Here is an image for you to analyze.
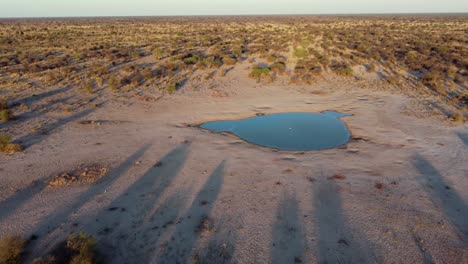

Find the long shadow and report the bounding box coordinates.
[270,190,305,264]
[0,96,73,130]
[413,154,468,241]
[456,132,468,147]
[126,185,195,262]
[14,108,95,149]
[412,233,435,264]
[0,180,46,223]
[192,217,238,264]
[31,144,152,238]
[155,160,226,264]
[314,180,372,263]
[10,86,72,107]
[37,143,191,259]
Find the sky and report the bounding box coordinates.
[1,0,468,18]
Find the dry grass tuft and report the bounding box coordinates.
[0,135,22,154]
[33,232,98,264]
[48,165,108,187]
[0,235,26,264]
[67,232,97,264]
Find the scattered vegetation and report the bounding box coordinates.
[0,235,26,264]
[0,15,465,118]
[0,98,12,122]
[0,134,22,154]
[166,82,178,93]
[33,232,99,264]
[249,64,271,78]
[48,165,108,187]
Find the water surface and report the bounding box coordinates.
[200,111,351,151]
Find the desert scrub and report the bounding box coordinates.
[67,232,97,264]
[0,235,26,264]
[108,76,120,92]
[0,98,12,122]
[222,57,237,66]
[166,82,178,93]
[450,112,465,122]
[183,56,199,65]
[0,110,12,122]
[293,47,309,59]
[269,62,286,74]
[34,232,98,264]
[81,79,94,94]
[249,64,271,78]
[0,134,22,154]
[0,98,7,111]
[330,61,353,76]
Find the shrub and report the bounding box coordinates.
[0,98,8,111]
[269,62,286,73]
[421,71,442,89]
[166,82,177,93]
[141,68,153,79]
[222,57,237,66]
[67,232,97,264]
[108,76,120,92]
[183,56,199,65]
[0,235,26,264]
[450,112,464,122]
[249,66,271,78]
[293,47,309,59]
[34,232,98,264]
[153,48,166,60]
[330,61,353,76]
[81,79,94,94]
[1,109,12,122]
[0,134,22,154]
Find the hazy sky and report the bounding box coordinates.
[2,0,468,18]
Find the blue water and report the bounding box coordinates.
[200,111,351,151]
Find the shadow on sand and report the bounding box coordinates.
[0,180,46,223]
[154,160,226,264]
[14,108,95,149]
[314,179,374,263]
[30,143,190,260]
[412,154,468,241]
[270,190,305,264]
[30,144,152,239]
[456,132,468,147]
[10,86,72,107]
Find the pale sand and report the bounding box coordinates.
[0,65,467,263]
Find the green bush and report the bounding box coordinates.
[249,66,271,78]
[67,232,97,264]
[166,82,178,93]
[1,109,12,122]
[183,56,199,65]
[0,134,22,154]
[293,48,309,58]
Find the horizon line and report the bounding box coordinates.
[1,12,468,19]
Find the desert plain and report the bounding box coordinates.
[0,15,467,263]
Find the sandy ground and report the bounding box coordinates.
[0,66,467,263]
